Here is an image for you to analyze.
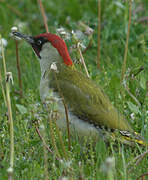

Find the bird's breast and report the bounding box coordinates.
[39,73,101,140]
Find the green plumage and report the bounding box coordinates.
[48,63,132,132]
[12,30,146,146]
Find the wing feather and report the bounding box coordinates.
[49,64,132,132]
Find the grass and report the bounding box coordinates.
[0,0,148,179]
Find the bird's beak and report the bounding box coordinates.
[11,31,34,44]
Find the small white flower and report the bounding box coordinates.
[40,124,45,130]
[130,113,135,120]
[106,157,115,169]
[59,159,63,164]
[72,30,85,40]
[100,157,115,173]
[1,134,4,137]
[61,177,68,180]
[18,22,27,31]
[84,27,94,36]
[14,20,28,32]
[56,27,66,35]
[56,27,70,40]
[65,161,72,168]
[71,30,74,34]
[6,72,14,85]
[79,58,83,64]
[79,42,86,49]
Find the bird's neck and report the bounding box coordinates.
[39,42,68,101]
[39,42,63,76]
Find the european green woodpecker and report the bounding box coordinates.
[12,31,146,146]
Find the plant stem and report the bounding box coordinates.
[0,36,7,106]
[35,126,61,161]
[0,35,14,179]
[0,35,6,77]
[124,82,141,107]
[127,150,148,173]
[37,0,49,33]
[0,67,7,106]
[98,0,101,69]
[6,72,14,180]
[121,0,132,82]
[77,43,90,78]
[15,40,23,97]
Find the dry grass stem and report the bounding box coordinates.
[0,36,6,77]
[121,0,132,82]
[1,35,14,178]
[127,150,148,173]
[6,72,14,180]
[35,126,60,161]
[15,40,23,97]
[62,102,71,151]
[77,43,90,78]
[124,82,141,107]
[136,172,148,180]
[0,66,7,106]
[0,36,7,105]
[97,0,101,69]
[37,0,49,33]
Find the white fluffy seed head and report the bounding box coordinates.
[40,124,45,130]
[10,26,22,41]
[7,167,13,174]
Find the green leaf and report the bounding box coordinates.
[16,104,27,114]
[127,101,140,114]
[140,75,146,90]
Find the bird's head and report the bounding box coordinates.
[12,31,73,66]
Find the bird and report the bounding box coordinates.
[11,30,146,146]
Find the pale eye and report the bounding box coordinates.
[37,40,42,45]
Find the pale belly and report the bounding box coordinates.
[40,78,101,141]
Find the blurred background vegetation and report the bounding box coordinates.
[0,0,148,179]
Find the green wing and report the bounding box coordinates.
[49,64,132,132]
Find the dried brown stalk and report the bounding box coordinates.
[136,172,148,180]
[15,40,23,97]
[37,0,49,33]
[35,126,61,161]
[97,0,101,69]
[77,43,90,78]
[121,0,132,82]
[127,150,148,173]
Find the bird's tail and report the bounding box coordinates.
[105,130,147,146]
